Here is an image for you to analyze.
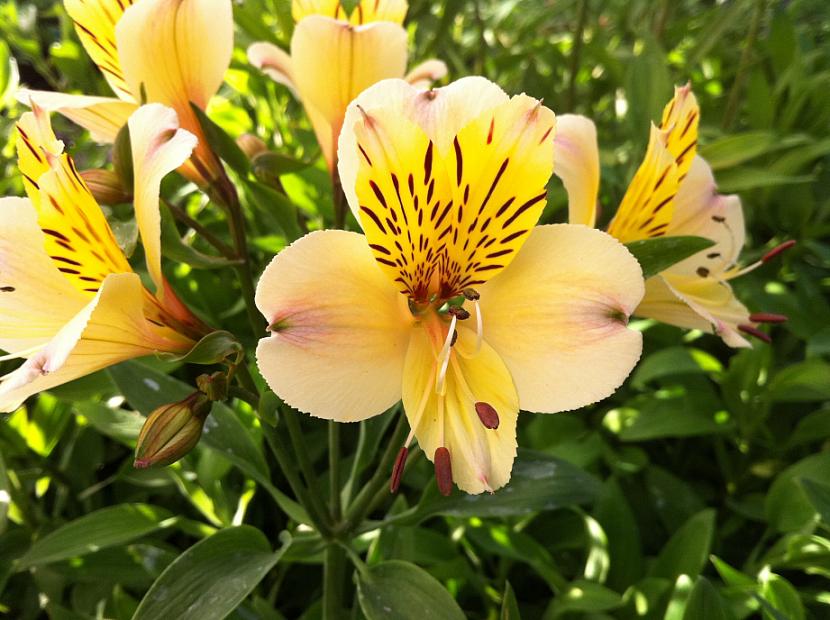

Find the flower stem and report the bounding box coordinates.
[329,421,342,521]
[332,167,348,230]
[323,543,346,620]
[164,198,237,258]
[722,0,767,131]
[282,408,332,530]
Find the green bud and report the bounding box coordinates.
[134,393,211,469]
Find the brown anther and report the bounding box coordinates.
[749,312,788,324]
[696,266,710,277]
[762,240,796,263]
[462,288,480,301]
[434,447,453,496]
[711,215,726,223]
[390,446,408,493]
[450,330,458,347]
[448,306,470,320]
[475,402,500,429]
[738,324,772,344]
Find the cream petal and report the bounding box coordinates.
[338,76,510,220]
[0,272,190,412]
[17,90,137,142]
[128,104,197,295]
[255,230,413,421]
[0,198,87,355]
[290,17,408,170]
[404,59,448,89]
[554,114,600,228]
[477,224,644,413]
[247,42,298,96]
[402,325,518,494]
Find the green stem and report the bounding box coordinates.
[165,198,236,258]
[323,544,346,620]
[722,0,767,131]
[329,421,342,521]
[282,408,332,530]
[332,167,348,230]
[565,0,589,111]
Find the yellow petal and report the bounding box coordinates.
[64,0,135,99]
[247,42,297,96]
[291,16,408,169]
[637,273,751,348]
[477,224,644,413]
[351,88,555,299]
[659,84,699,182]
[116,0,232,183]
[16,90,138,142]
[402,324,518,494]
[404,59,448,89]
[607,125,680,243]
[0,272,191,412]
[128,104,197,295]
[292,0,345,21]
[0,198,87,355]
[15,108,132,297]
[554,114,600,227]
[255,230,413,421]
[339,77,510,221]
[350,0,407,25]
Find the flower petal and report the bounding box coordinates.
[16,90,138,142]
[0,198,86,355]
[637,273,751,348]
[0,272,190,412]
[247,42,297,96]
[64,0,135,99]
[292,0,346,21]
[659,84,699,183]
[255,230,413,421]
[554,114,600,228]
[291,16,407,169]
[350,0,408,25]
[477,224,644,413]
[128,104,197,294]
[402,325,518,494]
[404,59,448,89]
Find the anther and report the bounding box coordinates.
[434,447,453,496]
[450,330,458,347]
[462,288,480,301]
[749,312,788,324]
[696,267,710,277]
[738,324,772,344]
[762,240,796,263]
[475,402,500,429]
[448,306,470,320]
[390,446,408,493]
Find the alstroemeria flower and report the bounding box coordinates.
[247,0,447,172]
[254,78,644,494]
[0,103,204,412]
[18,0,233,186]
[555,85,776,347]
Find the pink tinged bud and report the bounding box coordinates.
[474,402,500,429]
[749,312,788,324]
[80,169,132,205]
[762,240,796,263]
[738,324,772,344]
[434,447,453,496]
[134,393,211,468]
[236,133,268,160]
[390,446,408,494]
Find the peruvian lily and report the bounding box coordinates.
[0,103,205,412]
[18,0,233,186]
[247,0,447,173]
[254,77,645,495]
[555,85,786,347]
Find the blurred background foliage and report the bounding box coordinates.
[1,0,830,618]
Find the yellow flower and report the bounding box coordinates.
[555,85,776,347]
[247,0,447,172]
[17,0,233,186]
[0,103,204,412]
[254,78,645,494]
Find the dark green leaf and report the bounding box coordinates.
[625,236,715,279]
[241,177,303,242]
[158,330,243,365]
[682,577,731,620]
[189,103,250,175]
[159,202,238,269]
[501,581,521,620]
[650,509,715,581]
[766,452,830,532]
[799,478,830,526]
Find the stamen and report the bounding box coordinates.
[738,324,771,344]
[749,312,788,324]
[436,314,458,394]
[434,447,453,496]
[462,288,480,301]
[473,300,483,354]
[696,266,709,278]
[474,402,500,429]
[447,306,470,320]
[390,446,408,493]
[762,240,796,263]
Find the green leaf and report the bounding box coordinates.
[159,202,238,269]
[133,526,286,620]
[624,236,715,279]
[0,451,8,534]
[699,132,808,170]
[650,509,715,581]
[548,580,623,617]
[158,330,243,365]
[241,177,303,242]
[767,360,830,402]
[15,504,175,571]
[631,347,722,388]
[766,452,830,532]
[799,478,830,526]
[189,103,250,175]
[715,167,812,192]
[252,151,316,180]
[682,577,731,620]
[624,36,671,138]
[759,571,805,620]
[356,560,466,620]
[74,401,145,445]
[501,581,521,620]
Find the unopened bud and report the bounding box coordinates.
[80,169,132,205]
[236,133,268,160]
[390,446,408,493]
[134,392,211,468]
[474,402,500,429]
[434,447,453,496]
[196,371,228,402]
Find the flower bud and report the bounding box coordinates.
[196,371,228,402]
[80,169,132,205]
[134,392,211,468]
[236,133,268,160]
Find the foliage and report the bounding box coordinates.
[1,0,829,618]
